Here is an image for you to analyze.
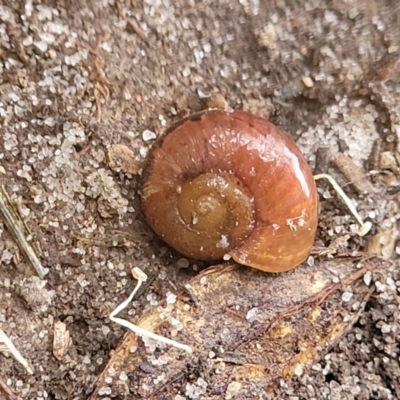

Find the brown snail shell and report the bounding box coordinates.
[141,109,318,272]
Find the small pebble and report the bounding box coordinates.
[142,129,157,141]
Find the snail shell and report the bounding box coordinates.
[141,109,318,272]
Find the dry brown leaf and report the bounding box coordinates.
[52,321,70,361]
[90,255,388,399]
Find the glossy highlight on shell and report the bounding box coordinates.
[141,109,318,272]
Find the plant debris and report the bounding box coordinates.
[0,185,47,278]
[90,255,388,399]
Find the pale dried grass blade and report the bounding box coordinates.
[0,185,48,278]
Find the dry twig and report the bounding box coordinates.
[0,185,48,278]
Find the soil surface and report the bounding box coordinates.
[0,0,399,399]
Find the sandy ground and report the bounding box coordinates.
[0,0,399,399]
